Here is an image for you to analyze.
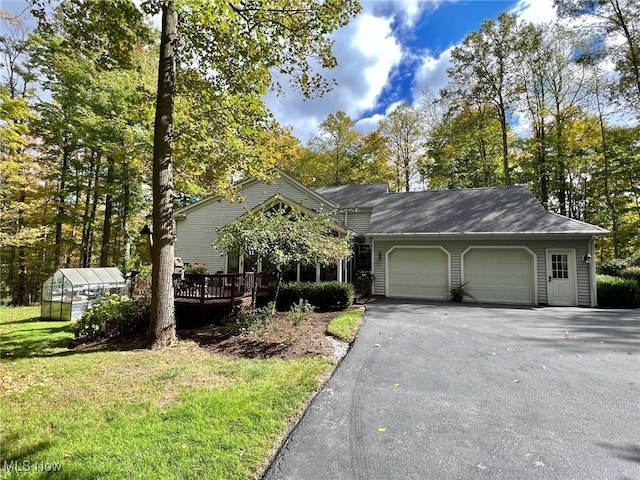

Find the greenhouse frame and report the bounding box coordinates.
[41,268,128,321]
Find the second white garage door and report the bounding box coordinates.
[462,248,535,305]
[387,247,449,300]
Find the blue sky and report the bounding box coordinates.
[364,1,517,117]
[265,0,558,142]
[2,0,558,142]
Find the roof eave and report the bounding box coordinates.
[368,231,610,239]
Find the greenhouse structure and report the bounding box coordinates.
[41,267,128,321]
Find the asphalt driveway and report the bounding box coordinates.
[263,300,640,480]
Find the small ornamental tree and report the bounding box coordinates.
[216,207,352,311]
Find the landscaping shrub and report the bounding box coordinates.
[620,266,640,284]
[277,281,354,311]
[626,249,640,267]
[224,302,273,337]
[287,299,315,326]
[74,294,149,340]
[354,270,373,296]
[597,275,640,308]
[597,258,629,276]
[184,263,208,274]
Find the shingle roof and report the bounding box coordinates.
[368,186,608,235]
[312,184,388,207]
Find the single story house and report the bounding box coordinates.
[174,171,608,307]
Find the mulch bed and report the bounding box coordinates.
[69,308,360,359]
[178,311,343,359]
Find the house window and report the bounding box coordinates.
[354,244,372,272]
[300,263,317,282]
[551,253,569,279]
[282,264,297,282]
[244,255,259,273]
[320,263,337,282]
[227,250,241,274]
[266,202,294,215]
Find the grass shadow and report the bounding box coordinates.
[1,323,145,361]
[2,316,44,326]
[1,323,74,361]
[0,432,53,463]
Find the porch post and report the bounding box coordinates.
[337,259,343,283]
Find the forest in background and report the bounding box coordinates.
[1,0,638,305]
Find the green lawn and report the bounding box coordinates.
[0,306,334,479]
[326,309,364,343]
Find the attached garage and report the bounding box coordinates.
[386,246,450,300]
[462,247,536,305]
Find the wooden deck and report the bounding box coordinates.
[173,272,273,325]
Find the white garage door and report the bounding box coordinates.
[463,248,534,305]
[387,247,449,300]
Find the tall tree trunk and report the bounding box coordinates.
[81,151,97,267]
[86,173,101,266]
[16,189,27,305]
[147,0,177,348]
[100,156,115,266]
[121,157,131,272]
[68,164,83,267]
[595,86,619,256]
[498,105,512,186]
[476,105,490,186]
[555,101,567,216]
[54,141,71,267]
[610,0,640,99]
[538,123,549,209]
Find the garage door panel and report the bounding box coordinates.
[388,248,449,300]
[463,249,534,305]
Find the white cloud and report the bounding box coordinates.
[354,113,386,134]
[410,47,453,104]
[361,0,440,28]
[264,12,402,142]
[511,0,557,24]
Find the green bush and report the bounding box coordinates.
[598,258,629,276]
[597,275,640,308]
[627,249,640,267]
[287,299,315,326]
[74,294,149,340]
[620,266,640,284]
[236,302,275,336]
[354,270,373,296]
[184,263,208,274]
[277,281,354,312]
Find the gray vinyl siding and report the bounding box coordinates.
[345,210,372,236]
[372,237,593,306]
[575,249,591,306]
[175,177,328,272]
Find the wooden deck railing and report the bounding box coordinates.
[172,272,274,301]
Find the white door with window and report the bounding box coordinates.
[546,250,577,306]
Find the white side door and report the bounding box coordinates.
[546,250,577,306]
